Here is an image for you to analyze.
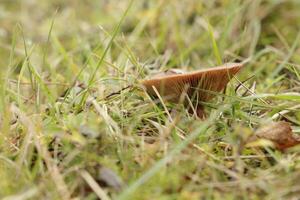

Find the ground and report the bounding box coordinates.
[0,0,300,199]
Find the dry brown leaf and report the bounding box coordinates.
[251,121,300,150]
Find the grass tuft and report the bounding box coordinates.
[1,0,300,199]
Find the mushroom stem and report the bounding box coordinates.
[188,106,206,119]
[196,107,206,119]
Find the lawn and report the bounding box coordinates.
[1,0,300,199]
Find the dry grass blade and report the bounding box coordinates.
[2,187,38,200]
[80,170,111,200]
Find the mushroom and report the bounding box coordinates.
[141,63,243,117]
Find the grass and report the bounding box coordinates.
[1,0,300,199]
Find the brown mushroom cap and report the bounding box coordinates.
[141,62,243,104]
